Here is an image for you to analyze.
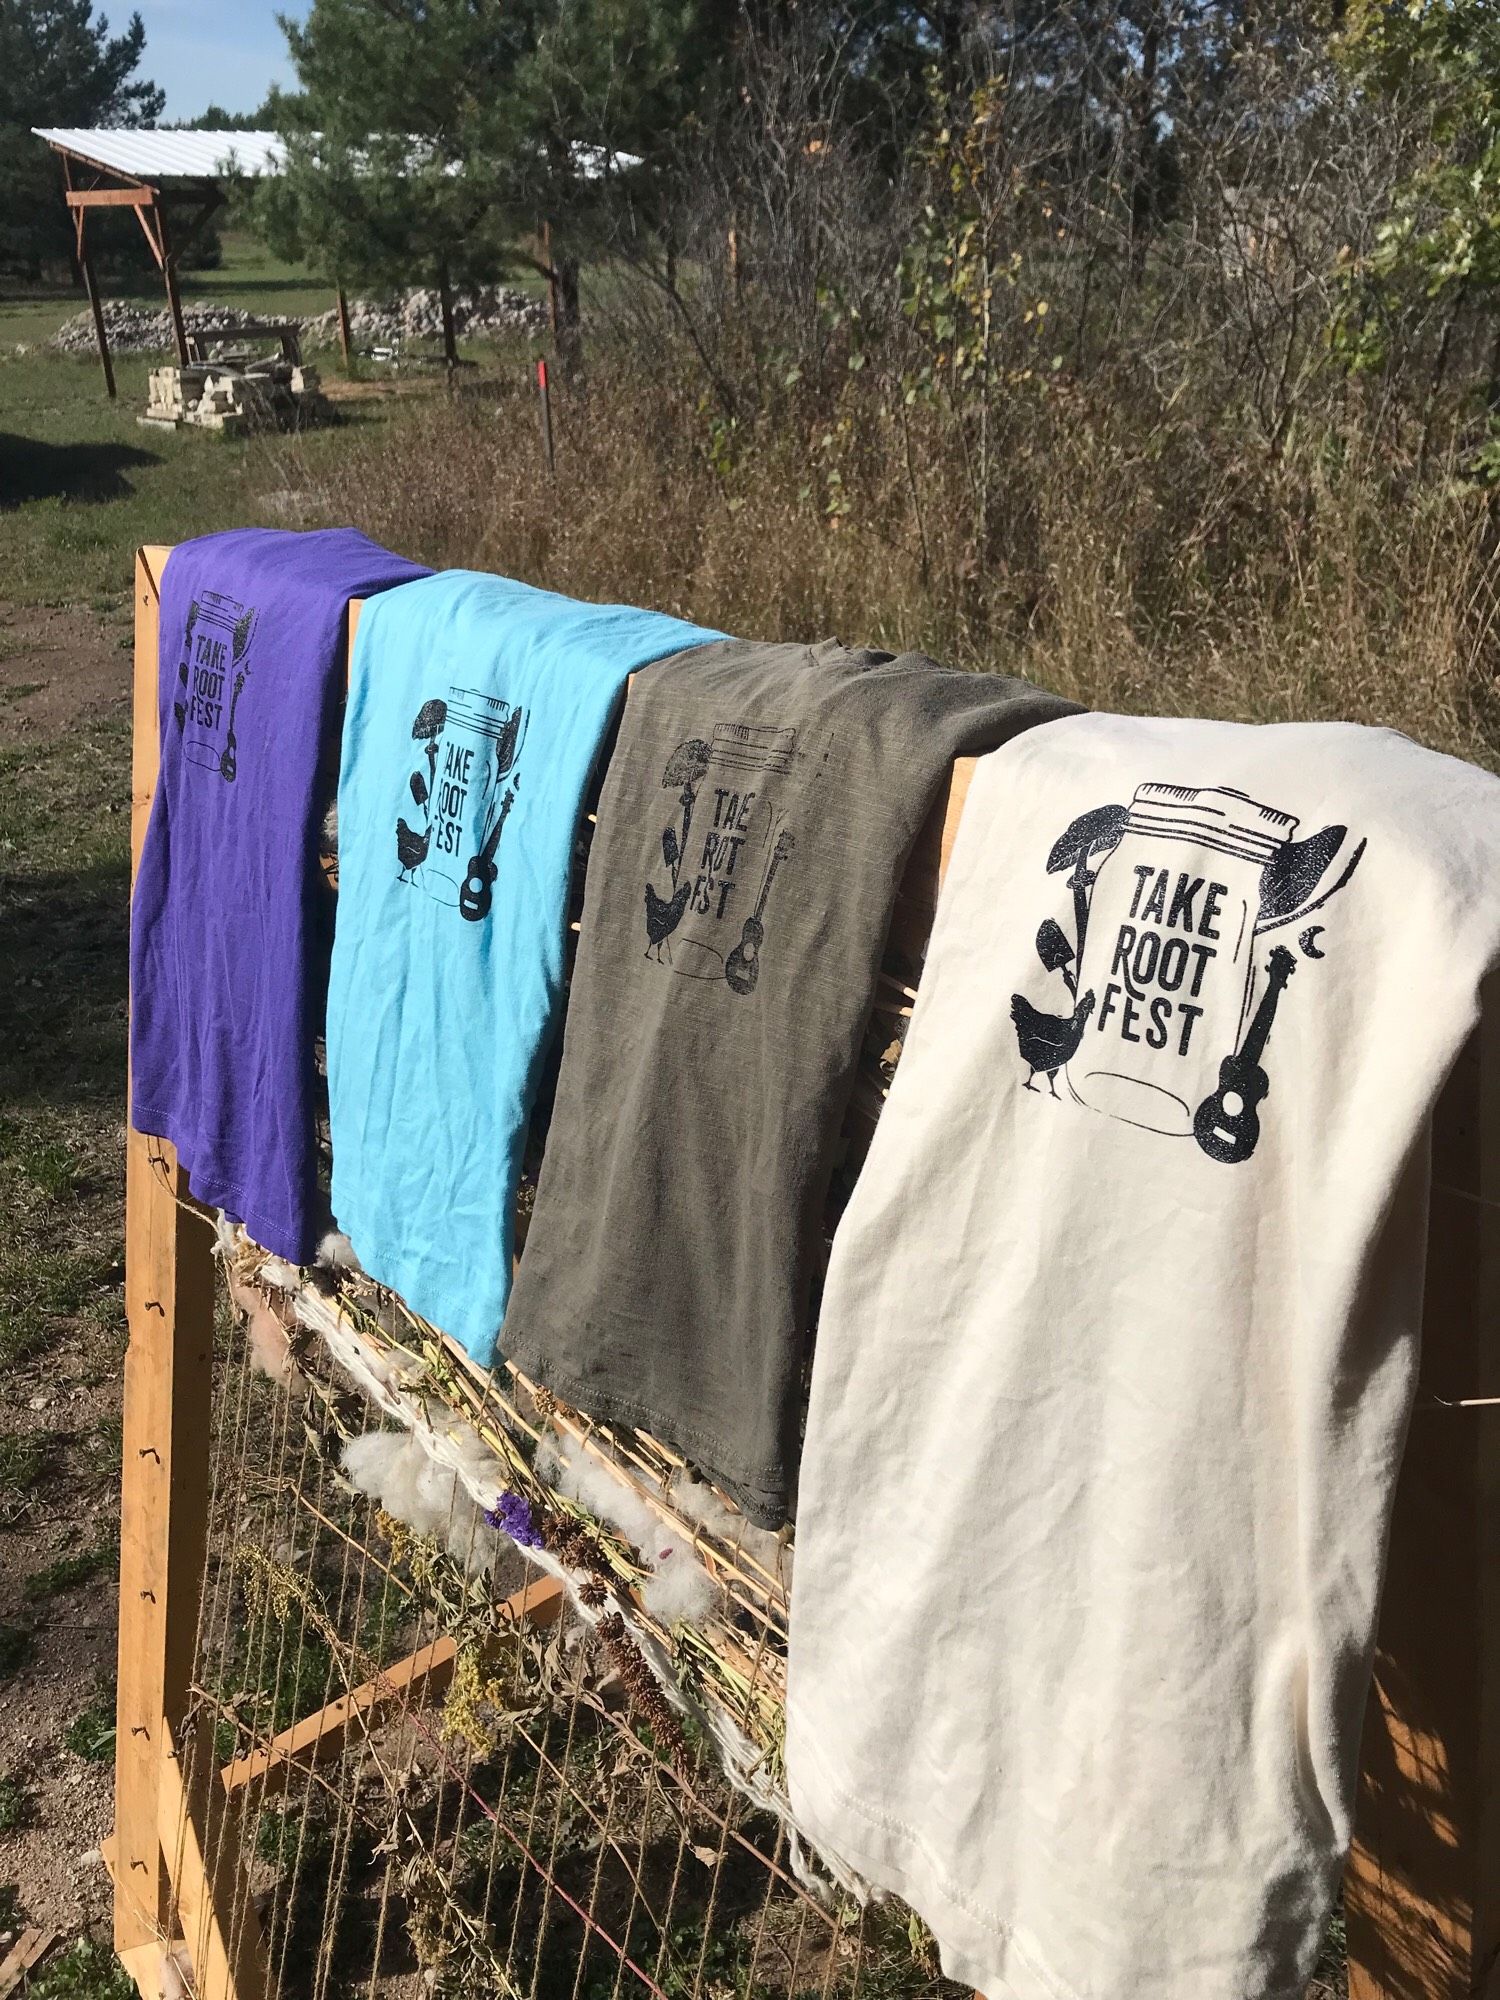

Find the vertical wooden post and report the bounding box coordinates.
[335,287,352,368]
[62,158,116,400]
[79,234,118,401]
[1346,989,1500,1999]
[117,547,217,1969]
[117,548,268,2000]
[152,208,190,367]
[437,264,459,371]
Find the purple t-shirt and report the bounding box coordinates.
[130,528,430,1261]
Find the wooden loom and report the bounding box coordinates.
[114,544,1500,2000]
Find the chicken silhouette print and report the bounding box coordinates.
[644,723,803,993]
[394,689,528,920]
[1011,782,1365,1162]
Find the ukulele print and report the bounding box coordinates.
[1193,945,1296,1164]
[644,719,809,988]
[1011,781,1365,1164]
[724,829,796,996]
[459,784,516,923]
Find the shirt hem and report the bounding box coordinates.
[785,1716,1077,2000]
[130,1104,312,1265]
[501,1335,790,1529]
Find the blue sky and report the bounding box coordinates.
[132,0,311,122]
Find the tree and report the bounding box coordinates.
[179,100,281,132]
[1333,0,1500,401]
[257,0,712,365]
[0,0,163,280]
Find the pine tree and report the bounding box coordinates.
[257,0,712,365]
[0,0,163,280]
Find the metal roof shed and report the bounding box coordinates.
[31,128,317,399]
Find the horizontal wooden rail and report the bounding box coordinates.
[220,1576,565,1803]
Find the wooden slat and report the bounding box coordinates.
[219,1575,565,1802]
[0,1928,57,1998]
[159,1719,267,2000]
[1346,978,1500,1999]
[116,547,220,1957]
[115,1942,165,2000]
[117,548,266,2000]
[66,187,155,208]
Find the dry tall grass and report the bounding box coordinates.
[299,353,1500,772]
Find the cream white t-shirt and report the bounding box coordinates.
[787,715,1500,2000]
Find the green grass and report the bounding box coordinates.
[0,1776,27,1832]
[27,1937,134,2000]
[62,1697,116,1764]
[24,1536,118,1603]
[0,1433,48,1495]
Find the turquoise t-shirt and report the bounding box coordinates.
[327,570,721,1361]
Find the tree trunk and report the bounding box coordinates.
[556,253,583,378]
[438,265,459,369]
[1129,20,1163,278]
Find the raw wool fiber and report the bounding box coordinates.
[542,1434,717,1625]
[211,1222,874,1899]
[315,1228,363,1273]
[341,1428,501,1575]
[669,1470,792,1587]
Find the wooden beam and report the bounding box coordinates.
[220,1577,565,1803]
[335,287,352,368]
[159,1718,268,2000]
[60,155,116,401]
[114,549,233,1972]
[1346,978,1500,1999]
[66,187,157,209]
[116,1941,165,2000]
[152,205,189,365]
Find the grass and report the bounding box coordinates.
[27,1938,134,2000]
[24,1538,118,1604]
[0,1776,27,1832]
[62,1697,116,1765]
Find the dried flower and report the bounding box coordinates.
[485,1491,542,1548]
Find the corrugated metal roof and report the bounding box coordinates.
[32,129,285,182]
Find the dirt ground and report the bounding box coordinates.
[0,597,132,1963]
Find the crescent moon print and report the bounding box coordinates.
[1010,784,1366,1163]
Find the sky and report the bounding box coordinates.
[132,0,311,123]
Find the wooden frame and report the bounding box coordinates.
[119,545,1500,2000]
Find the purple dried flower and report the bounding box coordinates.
[486,1491,542,1548]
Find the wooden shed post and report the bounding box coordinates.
[1345,989,1500,2000]
[61,157,116,400]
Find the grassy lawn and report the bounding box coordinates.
[0,348,410,613]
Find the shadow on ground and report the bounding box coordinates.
[0,433,161,508]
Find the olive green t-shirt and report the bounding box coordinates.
[503,638,1076,1524]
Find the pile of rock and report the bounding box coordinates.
[300,285,547,350]
[51,286,548,360]
[141,357,332,434]
[50,302,282,357]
